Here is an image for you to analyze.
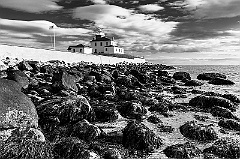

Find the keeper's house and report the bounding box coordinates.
[67,44,92,54]
[68,30,124,54]
[90,32,124,54]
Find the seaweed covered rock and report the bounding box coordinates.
[185,80,204,86]
[117,101,147,119]
[210,106,239,120]
[102,148,122,159]
[37,95,94,126]
[6,69,29,89]
[129,69,148,84]
[157,70,169,77]
[221,94,240,103]
[70,119,102,142]
[0,128,53,159]
[147,115,162,124]
[17,60,33,71]
[173,72,191,81]
[122,120,163,152]
[93,105,119,122]
[197,73,226,80]
[218,119,240,131]
[209,77,235,85]
[171,86,186,94]
[0,78,38,129]
[52,69,78,92]
[163,142,201,159]
[180,121,218,142]
[189,95,236,111]
[53,137,99,159]
[203,138,240,159]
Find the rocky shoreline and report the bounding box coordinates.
[0,58,240,159]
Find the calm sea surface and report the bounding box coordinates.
[172,65,240,96]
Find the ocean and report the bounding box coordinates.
[172,65,240,97]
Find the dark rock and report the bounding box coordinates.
[185,80,204,86]
[147,115,162,124]
[40,65,53,74]
[39,116,60,132]
[203,137,240,159]
[103,148,122,159]
[93,105,119,122]
[194,115,210,122]
[158,76,176,85]
[203,91,221,97]
[53,137,98,159]
[163,142,201,159]
[117,101,147,119]
[218,119,240,131]
[189,95,236,111]
[180,121,218,142]
[52,70,78,92]
[173,72,191,80]
[210,106,239,120]
[209,77,235,85]
[122,120,163,152]
[157,70,169,77]
[70,119,102,142]
[157,124,174,133]
[148,99,170,113]
[197,73,226,80]
[0,78,38,129]
[191,89,205,94]
[171,86,186,94]
[37,95,94,125]
[0,137,53,159]
[89,70,102,82]
[6,69,29,89]
[222,94,240,103]
[112,70,120,79]
[129,69,148,84]
[17,60,33,71]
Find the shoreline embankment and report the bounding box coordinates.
[0,44,146,64]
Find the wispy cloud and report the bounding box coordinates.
[0,0,62,13]
[138,4,164,12]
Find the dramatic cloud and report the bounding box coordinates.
[186,0,240,19]
[73,4,178,39]
[0,0,62,13]
[138,4,164,12]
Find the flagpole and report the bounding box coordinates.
[53,26,56,50]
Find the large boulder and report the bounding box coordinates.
[6,69,29,89]
[163,142,201,159]
[37,95,94,126]
[70,119,102,142]
[17,60,33,71]
[117,101,147,119]
[189,95,237,111]
[122,121,163,152]
[218,119,240,131]
[210,106,239,120]
[52,70,78,92]
[129,69,148,84]
[53,137,99,159]
[173,72,191,81]
[221,94,240,103]
[209,77,235,85]
[203,138,240,159]
[180,121,218,142]
[197,73,226,80]
[185,80,204,86]
[93,105,119,123]
[0,79,38,129]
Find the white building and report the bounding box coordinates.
[67,44,92,54]
[90,32,124,54]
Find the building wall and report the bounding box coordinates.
[69,47,92,54]
[91,40,112,53]
[104,46,124,54]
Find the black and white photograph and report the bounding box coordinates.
[0,0,240,158]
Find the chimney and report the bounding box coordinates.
[112,37,115,41]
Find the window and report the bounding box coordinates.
[95,49,97,53]
[106,42,108,46]
[100,42,102,46]
[105,48,108,51]
[80,49,82,52]
[95,42,97,46]
[119,49,120,52]
[73,49,75,52]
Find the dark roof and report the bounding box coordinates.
[68,44,91,50]
[104,45,119,47]
[91,37,111,42]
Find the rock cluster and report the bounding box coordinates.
[0,58,239,158]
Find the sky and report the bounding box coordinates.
[0,0,240,65]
